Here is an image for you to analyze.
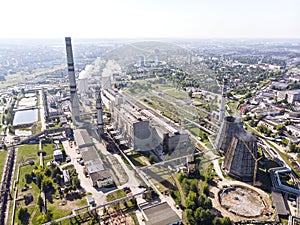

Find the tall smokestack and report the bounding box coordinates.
[96,88,104,137]
[65,37,80,121]
[219,78,227,122]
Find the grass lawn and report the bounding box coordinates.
[35,121,42,133]
[127,152,147,167]
[15,162,87,224]
[17,144,38,163]
[106,189,126,202]
[165,88,188,99]
[188,127,209,141]
[0,150,7,181]
[43,143,54,164]
[154,83,174,90]
[15,164,42,225]
[48,197,87,220]
[189,127,200,136]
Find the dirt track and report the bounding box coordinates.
[210,158,276,222]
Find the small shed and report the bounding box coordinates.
[86,195,95,206]
[54,149,63,162]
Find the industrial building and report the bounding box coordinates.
[140,202,181,225]
[74,129,113,188]
[102,89,191,153]
[277,90,300,104]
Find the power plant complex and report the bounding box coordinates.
[65,36,258,183]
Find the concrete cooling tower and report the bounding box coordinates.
[215,116,244,154]
[223,132,257,181]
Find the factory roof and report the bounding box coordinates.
[143,202,181,225]
[74,129,93,148]
[285,90,300,94]
[118,103,147,124]
[76,135,112,185]
[89,169,111,183]
[140,109,180,134]
[53,149,63,156]
[271,191,289,216]
[81,146,99,161]
[86,160,105,173]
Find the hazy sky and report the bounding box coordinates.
[1,0,299,39]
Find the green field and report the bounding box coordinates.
[127,152,148,167]
[42,143,54,164]
[13,143,87,225]
[106,189,126,202]
[165,88,188,99]
[17,144,38,163]
[0,151,7,181]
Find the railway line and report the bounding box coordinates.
[0,147,17,225]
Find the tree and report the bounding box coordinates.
[103,206,107,215]
[72,177,81,188]
[181,178,190,196]
[185,209,196,225]
[148,155,155,164]
[220,217,232,225]
[18,207,30,225]
[36,173,43,189]
[194,208,214,225]
[55,174,62,184]
[188,89,193,98]
[203,183,209,196]
[38,195,44,212]
[213,217,222,225]
[25,173,32,184]
[42,178,54,193]
[226,92,233,98]
[290,143,296,152]
[64,186,70,194]
[51,166,61,178]
[178,172,186,183]
[203,197,212,210]
[186,191,197,210]
[190,181,198,193]
[45,168,52,177]
[198,194,212,210]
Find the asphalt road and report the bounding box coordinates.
[61,140,106,205]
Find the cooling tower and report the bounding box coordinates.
[215,116,244,154]
[102,76,112,90]
[223,132,257,181]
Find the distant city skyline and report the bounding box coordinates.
[1,0,299,39]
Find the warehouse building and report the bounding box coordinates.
[74,129,113,188]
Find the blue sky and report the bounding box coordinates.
[0,0,299,38]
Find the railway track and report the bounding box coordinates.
[0,147,16,225]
